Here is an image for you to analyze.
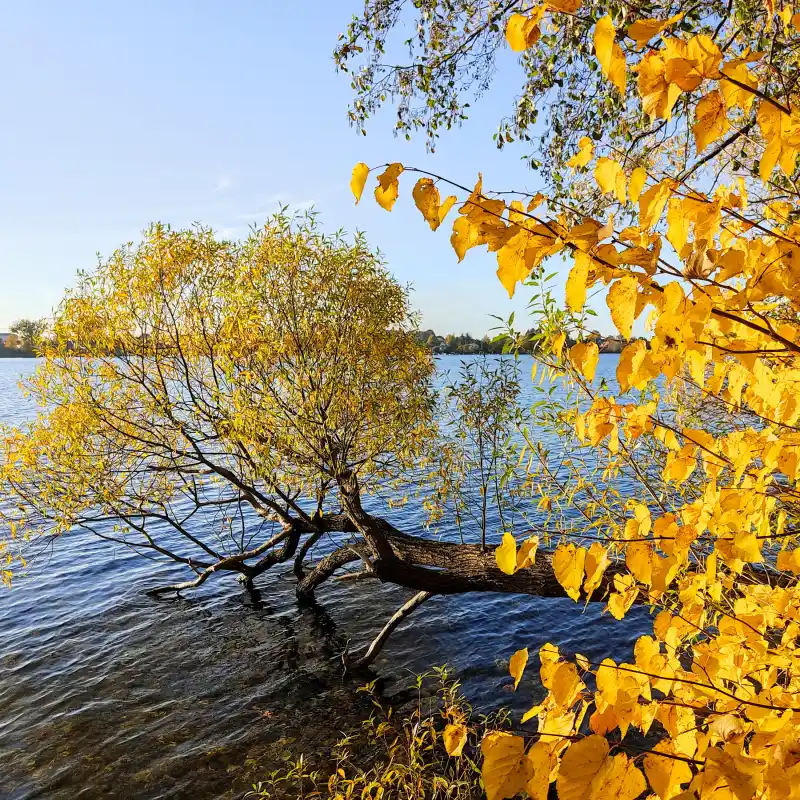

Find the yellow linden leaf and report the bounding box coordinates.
[606,275,638,339]
[438,195,458,225]
[595,157,627,204]
[644,741,694,800]
[628,167,647,203]
[481,731,533,800]
[590,752,647,800]
[720,60,756,112]
[639,178,673,230]
[525,740,555,800]
[664,34,722,90]
[505,9,544,52]
[777,547,800,574]
[703,746,766,800]
[583,542,610,595]
[556,735,609,800]
[350,162,369,204]
[566,251,591,312]
[509,647,529,689]
[607,573,638,619]
[617,340,647,393]
[568,136,594,168]
[443,723,468,757]
[374,162,404,211]
[568,341,600,382]
[626,540,654,586]
[637,51,682,120]
[596,657,619,707]
[551,660,584,707]
[495,533,517,575]
[693,90,730,152]
[451,215,482,262]
[547,0,582,11]
[412,178,441,230]
[517,535,539,570]
[552,543,587,601]
[666,197,690,255]
[594,15,627,95]
[627,13,684,46]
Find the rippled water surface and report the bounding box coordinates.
[0,356,652,799]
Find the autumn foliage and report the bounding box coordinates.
[348,1,800,798]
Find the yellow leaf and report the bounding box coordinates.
[551,660,584,707]
[505,9,544,52]
[637,51,682,120]
[552,543,587,601]
[481,731,533,800]
[546,0,582,11]
[568,342,600,382]
[583,542,610,595]
[628,167,647,203]
[626,541,654,586]
[565,251,590,312]
[627,13,684,46]
[664,34,722,90]
[606,276,638,339]
[568,136,594,168]
[374,163,404,211]
[639,179,673,230]
[720,60,756,112]
[596,658,618,706]
[495,533,517,575]
[443,723,468,757]
[595,157,627,204]
[644,743,694,800]
[525,740,555,800]
[350,162,369,204]
[703,746,765,800]
[594,15,627,95]
[555,735,609,800]
[413,178,440,230]
[517,535,539,570]
[757,101,800,181]
[509,647,528,689]
[607,574,638,619]
[450,215,481,262]
[590,752,647,800]
[666,197,690,255]
[693,90,730,152]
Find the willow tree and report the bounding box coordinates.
[344,1,800,798]
[0,213,555,663]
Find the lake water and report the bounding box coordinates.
[0,356,652,799]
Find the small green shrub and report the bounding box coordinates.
[246,666,507,799]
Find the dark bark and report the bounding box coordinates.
[296,542,369,597]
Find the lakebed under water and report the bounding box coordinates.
[0,356,652,799]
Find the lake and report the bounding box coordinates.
[0,355,652,799]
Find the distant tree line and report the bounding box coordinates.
[415,329,542,355]
[414,329,644,355]
[0,319,46,357]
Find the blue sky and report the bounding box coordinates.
[0,0,616,335]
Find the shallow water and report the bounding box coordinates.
[0,356,652,799]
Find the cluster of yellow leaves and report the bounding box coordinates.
[352,4,800,799]
[495,532,539,575]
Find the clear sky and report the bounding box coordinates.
[0,0,617,336]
